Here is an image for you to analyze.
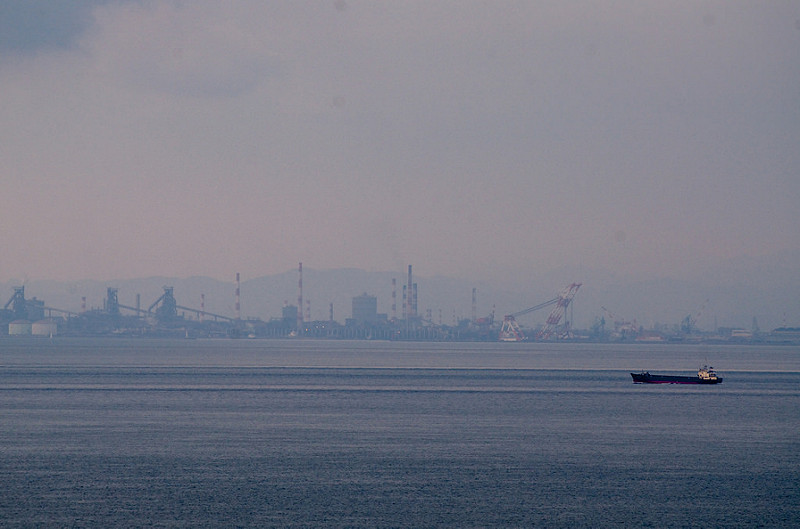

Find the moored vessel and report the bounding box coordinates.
[631,365,722,384]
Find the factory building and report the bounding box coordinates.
[8,320,32,335]
[352,293,378,324]
[282,304,299,329]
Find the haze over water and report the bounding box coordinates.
[1,2,798,320]
[2,339,798,527]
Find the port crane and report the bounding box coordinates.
[499,297,559,341]
[681,298,709,334]
[536,283,581,340]
[498,283,582,341]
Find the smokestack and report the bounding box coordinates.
[391,278,397,321]
[298,262,304,329]
[235,272,241,320]
[412,283,418,318]
[81,297,86,312]
[407,265,412,318]
[407,265,414,316]
[136,294,140,315]
[329,302,334,322]
[472,288,477,323]
[200,294,205,321]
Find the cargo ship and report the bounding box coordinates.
[631,365,722,384]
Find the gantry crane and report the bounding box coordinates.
[536,283,582,340]
[682,298,709,334]
[498,283,582,342]
[498,296,559,341]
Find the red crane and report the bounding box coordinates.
[536,283,582,340]
[498,283,582,342]
[498,296,558,341]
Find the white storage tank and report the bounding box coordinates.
[32,319,58,337]
[9,320,32,335]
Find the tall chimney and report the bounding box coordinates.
[413,283,418,318]
[472,288,477,323]
[298,262,304,330]
[391,278,397,321]
[235,272,241,320]
[407,265,413,318]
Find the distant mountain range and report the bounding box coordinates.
[3,258,798,332]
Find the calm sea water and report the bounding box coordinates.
[1,338,798,528]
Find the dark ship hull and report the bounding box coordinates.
[631,372,723,384]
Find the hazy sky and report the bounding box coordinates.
[2,1,798,285]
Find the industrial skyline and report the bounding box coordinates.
[2,259,797,338]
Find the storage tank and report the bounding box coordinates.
[9,320,32,335]
[32,319,58,337]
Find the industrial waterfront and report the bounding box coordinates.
[1,263,797,344]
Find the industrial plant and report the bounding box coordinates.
[0,264,793,343]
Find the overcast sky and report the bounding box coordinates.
[1,1,798,286]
